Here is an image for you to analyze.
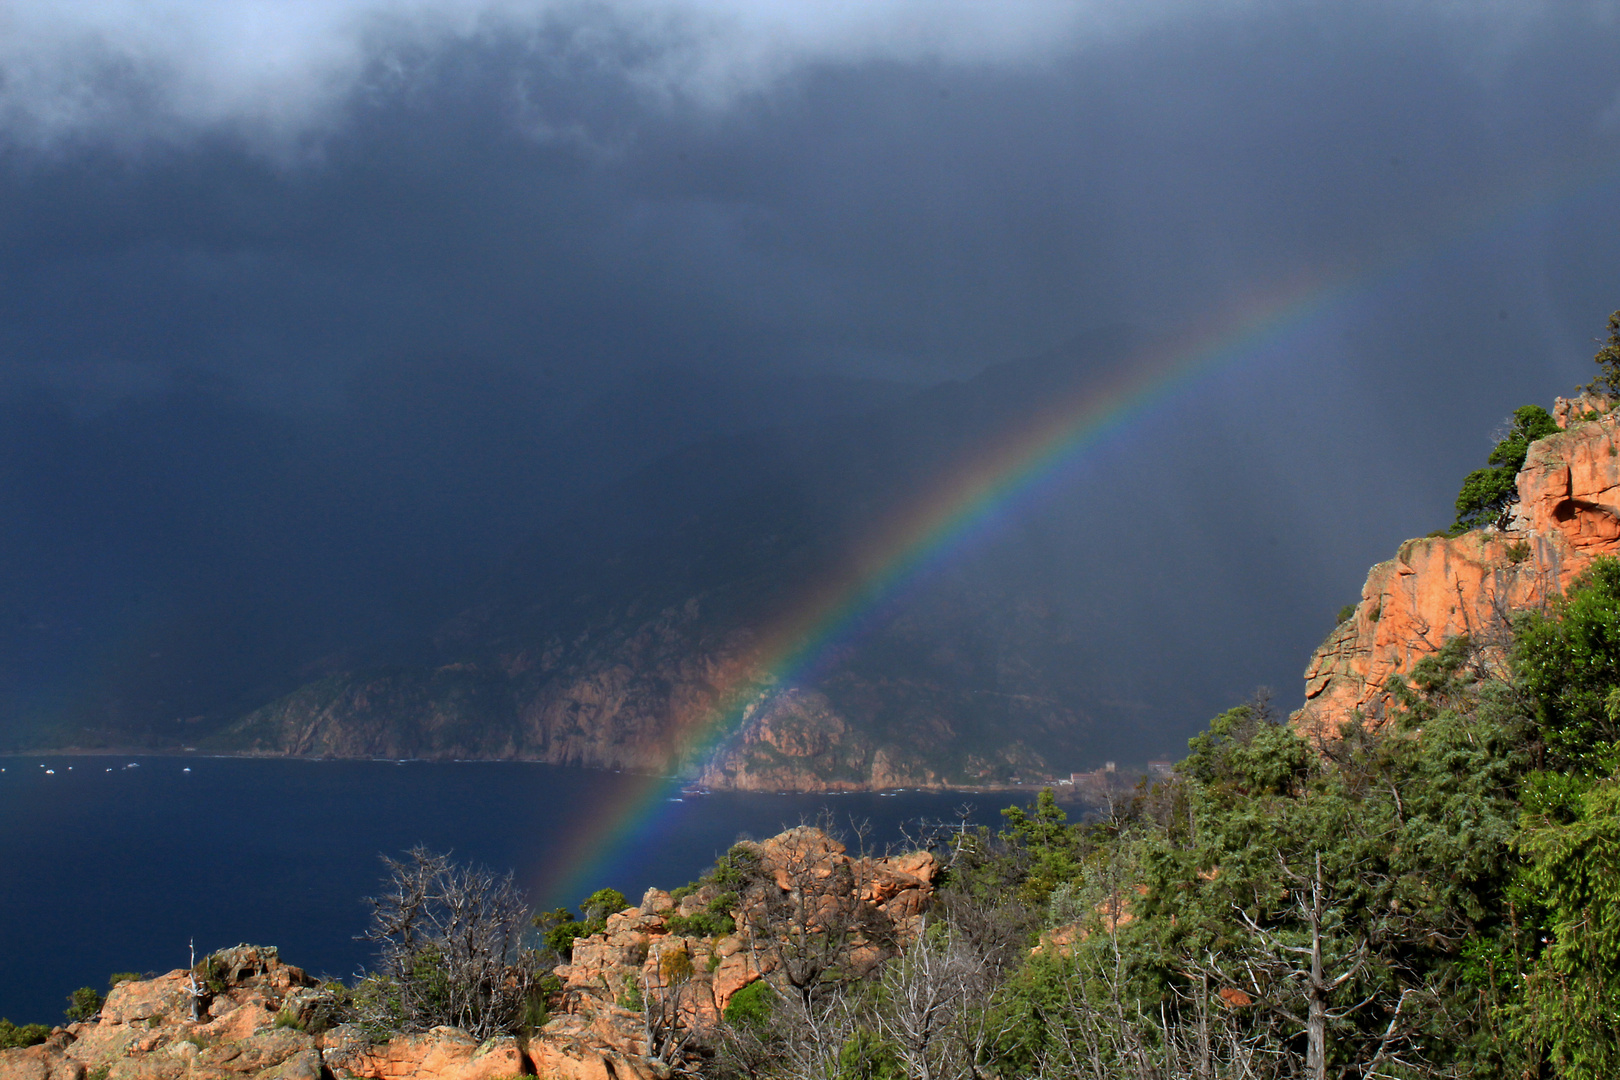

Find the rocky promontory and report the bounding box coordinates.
[1295,393,1620,735]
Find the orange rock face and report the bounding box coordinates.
[1295,398,1620,735]
[337,1028,527,1080]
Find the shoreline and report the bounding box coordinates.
[0,746,1124,799]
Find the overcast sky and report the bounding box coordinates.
[4,0,1620,747]
[0,0,1614,401]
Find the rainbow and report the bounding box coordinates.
[541,151,1620,908]
[540,276,1345,907]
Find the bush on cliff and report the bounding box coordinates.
[1582,308,1620,398]
[1513,556,1620,765]
[64,986,103,1023]
[722,979,773,1030]
[534,887,629,959]
[0,1019,50,1050]
[1452,404,1560,533]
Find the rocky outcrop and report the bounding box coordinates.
[1295,396,1620,735]
[553,827,936,1028]
[0,944,633,1080]
[3,831,936,1080]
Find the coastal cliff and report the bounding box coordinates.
[210,584,1080,791]
[1294,393,1620,735]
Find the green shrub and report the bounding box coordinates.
[0,1019,51,1049]
[193,955,227,995]
[664,892,737,938]
[708,847,760,890]
[64,987,103,1023]
[579,888,628,922]
[536,887,630,959]
[1336,603,1356,625]
[1582,308,1620,398]
[617,976,643,1013]
[722,979,772,1030]
[835,1029,904,1080]
[107,973,141,989]
[1506,539,1532,564]
[1452,405,1560,534]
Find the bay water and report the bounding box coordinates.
[0,756,1030,1024]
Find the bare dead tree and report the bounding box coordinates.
[875,919,1007,1080]
[187,939,207,1023]
[358,846,539,1040]
[641,940,711,1076]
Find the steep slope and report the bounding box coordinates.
[1295,393,1620,734]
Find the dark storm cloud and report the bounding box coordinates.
[0,0,1615,400]
[3,0,1620,752]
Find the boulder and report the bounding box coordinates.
[101,973,190,1025]
[0,1045,86,1080]
[339,1028,526,1080]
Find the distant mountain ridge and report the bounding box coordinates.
[205,332,1152,787]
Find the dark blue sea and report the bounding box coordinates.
[0,756,1030,1025]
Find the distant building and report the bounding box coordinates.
[1103,761,1116,773]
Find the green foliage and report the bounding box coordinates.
[273,1009,307,1032]
[1582,308,1620,398]
[711,846,761,890]
[0,1019,51,1049]
[520,981,552,1032]
[535,887,631,959]
[193,955,227,995]
[1181,700,1309,795]
[1453,404,1560,534]
[1513,556,1620,767]
[64,986,103,1023]
[665,892,738,938]
[617,975,644,1013]
[580,887,629,922]
[87,1065,110,1080]
[107,973,142,989]
[1511,774,1620,1078]
[999,788,1080,906]
[1336,603,1356,625]
[834,1029,905,1080]
[722,978,773,1030]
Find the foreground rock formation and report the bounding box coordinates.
[1295,394,1620,734]
[0,830,935,1080]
